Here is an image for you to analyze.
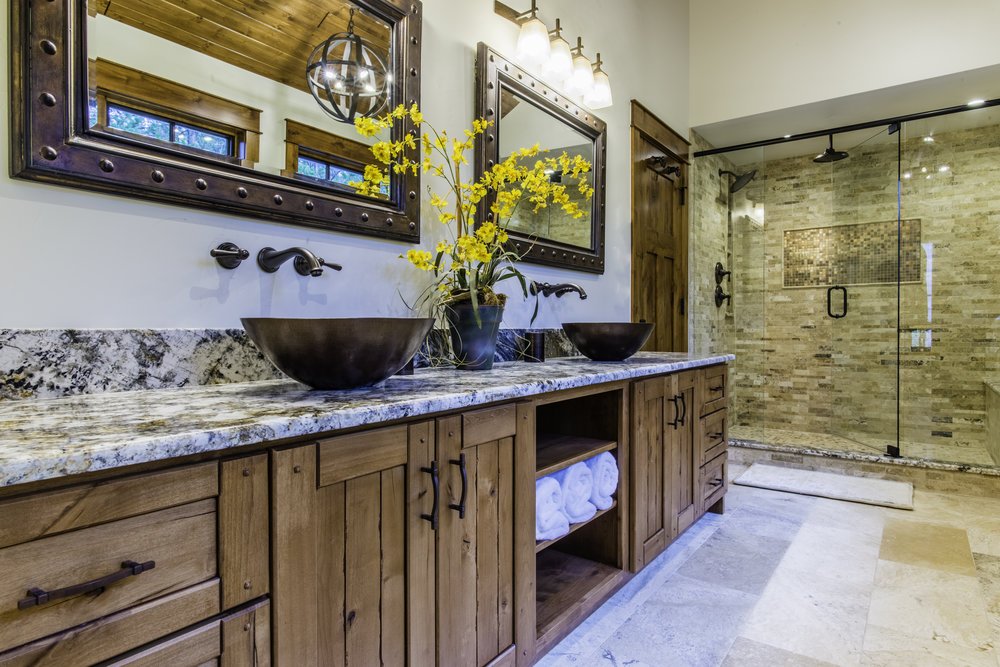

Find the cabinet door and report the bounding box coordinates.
[437,406,516,667]
[271,423,436,666]
[630,376,670,571]
[668,371,699,536]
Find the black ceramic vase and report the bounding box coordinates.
[445,302,504,370]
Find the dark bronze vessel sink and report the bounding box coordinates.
[242,317,434,389]
[563,322,654,361]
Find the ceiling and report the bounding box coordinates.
[693,63,1000,166]
[89,0,392,94]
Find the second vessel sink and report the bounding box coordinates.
[242,317,434,389]
[563,322,654,361]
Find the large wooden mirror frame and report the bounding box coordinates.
[474,43,607,274]
[10,0,424,242]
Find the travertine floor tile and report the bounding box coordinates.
[867,560,994,652]
[879,519,977,575]
[595,574,756,667]
[675,524,791,595]
[973,552,1000,638]
[861,623,999,666]
[739,558,869,666]
[721,637,839,666]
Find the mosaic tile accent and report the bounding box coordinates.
[783,219,921,287]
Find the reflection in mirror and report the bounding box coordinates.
[85,0,391,199]
[498,88,596,249]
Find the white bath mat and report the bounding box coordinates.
[734,463,914,510]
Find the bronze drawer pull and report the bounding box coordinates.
[708,432,724,440]
[708,478,724,488]
[709,385,724,392]
[18,559,156,611]
[420,461,440,531]
[448,453,468,519]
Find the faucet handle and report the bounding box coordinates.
[293,256,342,277]
[210,242,250,269]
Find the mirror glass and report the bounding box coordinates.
[85,0,391,199]
[498,87,595,249]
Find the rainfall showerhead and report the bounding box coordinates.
[814,134,849,163]
[719,169,757,193]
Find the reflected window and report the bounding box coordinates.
[105,103,235,158]
[284,119,388,198]
[88,59,261,167]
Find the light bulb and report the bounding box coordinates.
[565,52,594,97]
[543,33,573,81]
[584,54,612,109]
[516,16,551,66]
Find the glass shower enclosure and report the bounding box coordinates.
[695,101,1000,471]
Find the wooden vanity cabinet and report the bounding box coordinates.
[0,455,270,666]
[630,366,726,573]
[271,405,522,667]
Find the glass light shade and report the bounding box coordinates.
[584,69,612,108]
[542,35,573,81]
[564,53,595,97]
[516,17,551,65]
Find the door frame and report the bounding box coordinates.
[630,100,690,351]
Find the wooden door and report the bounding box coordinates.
[271,423,436,666]
[630,375,670,572]
[669,371,699,536]
[437,407,516,667]
[631,101,689,352]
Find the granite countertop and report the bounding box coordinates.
[0,352,733,489]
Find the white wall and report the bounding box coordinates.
[689,0,1000,127]
[0,0,689,329]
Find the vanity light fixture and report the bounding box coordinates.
[306,7,389,123]
[584,52,612,109]
[542,18,573,82]
[513,0,551,66]
[564,37,595,98]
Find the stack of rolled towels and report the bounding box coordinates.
[536,451,619,543]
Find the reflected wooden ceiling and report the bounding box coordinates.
[89,0,392,93]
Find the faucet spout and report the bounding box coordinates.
[530,281,587,300]
[257,247,341,277]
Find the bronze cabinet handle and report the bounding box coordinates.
[709,385,724,392]
[709,432,724,440]
[420,461,440,531]
[708,478,724,488]
[668,395,681,429]
[18,560,155,611]
[678,392,687,426]
[448,453,468,519]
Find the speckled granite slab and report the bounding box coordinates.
[0,352,733,488]
[0,328,577,400]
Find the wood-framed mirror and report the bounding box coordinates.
[10,0,423,242]
[474,43,607,274]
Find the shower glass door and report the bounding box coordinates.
[825,127,901,456]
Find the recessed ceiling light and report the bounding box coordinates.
[938,165,949,172]
[967,99,986,107]
[923,136,935,143]
[902,171,912,179]
[921,167,928,173]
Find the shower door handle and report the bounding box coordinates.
[827,286,847,319]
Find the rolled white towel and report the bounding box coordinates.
[535,476,570,542]
[586,452,619,511]
[553,462,597,523]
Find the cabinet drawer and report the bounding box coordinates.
[0,580,220,667]
[699,453,728,511]
[0,499,218,652]
[698,365,728,416]
[698,409,728,466]
[106,619,221,667]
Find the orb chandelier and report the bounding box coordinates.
[306,7,390,124]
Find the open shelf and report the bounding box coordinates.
[535,502,617,553]
[536,433,617,479]
[536,549,625,653]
